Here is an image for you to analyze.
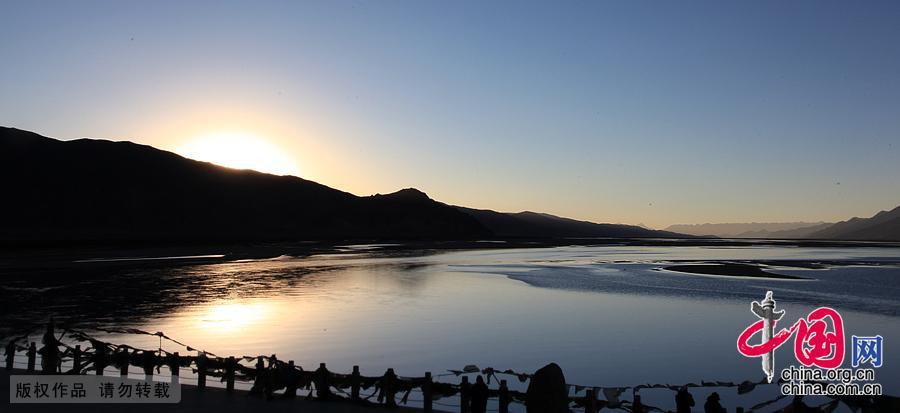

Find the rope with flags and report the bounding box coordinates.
[2,324,896,413]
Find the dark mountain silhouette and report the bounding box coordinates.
[371,188,433,203]
[456,207,688,238]
[806,206,900,241]
[9,127,898,244]
[0,127,488,243]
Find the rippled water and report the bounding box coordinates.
[2,244,899,410]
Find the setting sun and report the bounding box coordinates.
[176,133,300,176]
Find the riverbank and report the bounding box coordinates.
[3,237,899,276]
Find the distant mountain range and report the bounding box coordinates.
[459,208,687,239]
[666,209,900,241]
[664,222,832,238]
[739,223,834,239]
[805,206,900,241]
[0,127,684,243]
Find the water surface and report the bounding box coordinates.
[2,244,898,411]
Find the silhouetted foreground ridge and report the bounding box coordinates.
[0,127,486,242]
[0,127,691,244]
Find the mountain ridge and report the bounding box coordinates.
[806,206,900,241]
[8,126,897,242]
[0,127,487,242]
[456,207,689,239]
[664,222,831,238]
[0,127,688,243]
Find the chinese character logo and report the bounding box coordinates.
[852,335,883,368]
[737,291,785,383]
[737,291,845,382]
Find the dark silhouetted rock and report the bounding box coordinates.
[525,363,568,413]
[675,387,695,413]
[703,392,725,413]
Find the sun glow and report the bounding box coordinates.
[176,133,300,176]
[197,302,270,332]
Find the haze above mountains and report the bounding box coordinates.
[2,127,899,243]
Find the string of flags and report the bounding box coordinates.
[440,363,899,412]
[4,325,897,413]
[446,364,770,396]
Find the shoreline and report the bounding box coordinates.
[3,237,899,275]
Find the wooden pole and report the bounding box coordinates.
[119,349,129,378]
[27,342,36,372]
[226,356,236,393]
[384,368,398,408]
[285,360,297,398]
[499,380,510,413]
[316,363,331,400]
[170,352,180,385]
[197,351,207,391]
[4,345,12,371]
[460,376,471,413]
[4,340,15,371]
[143,351,154,381]
[253,356,265,393]
[94,346,107,376]
[584,387,596,413]
[351,365,361,401]
[72,345,82,375]
[423,372,433,413]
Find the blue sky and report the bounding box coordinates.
[2,1,899,227]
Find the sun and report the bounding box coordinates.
[176,132,300,176]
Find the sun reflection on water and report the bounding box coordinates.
[197,302,270,332]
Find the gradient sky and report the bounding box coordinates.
[2,1,899,228]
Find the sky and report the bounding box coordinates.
[2,1,899,228]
